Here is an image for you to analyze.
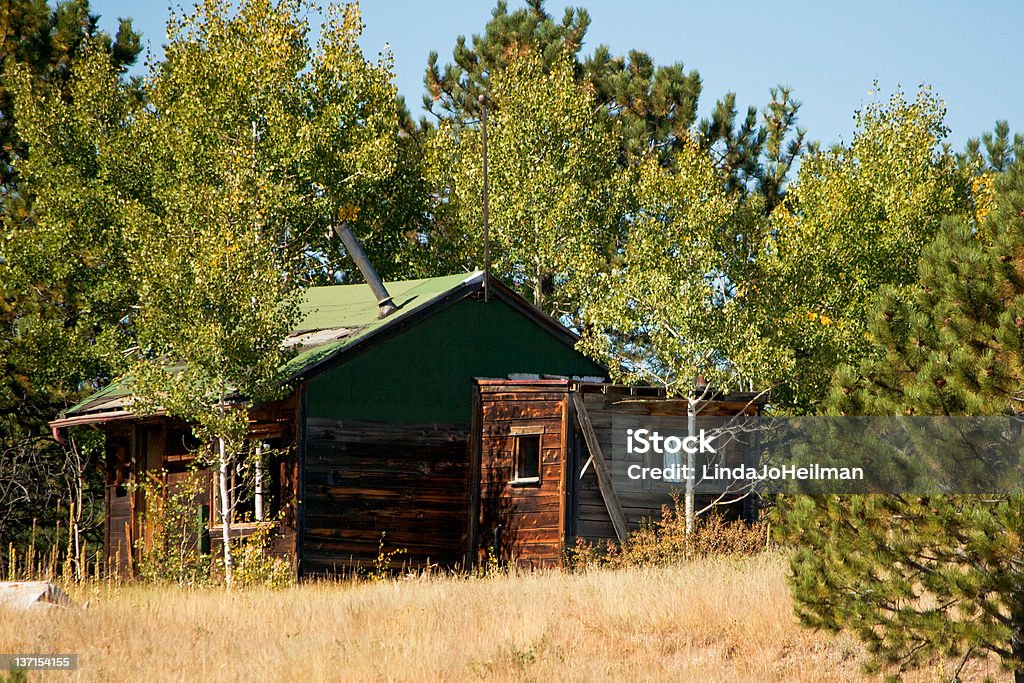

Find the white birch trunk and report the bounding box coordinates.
[218,436,233,587]
[685,396,696,535]
[254,444,264,522]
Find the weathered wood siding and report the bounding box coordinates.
[473,382,764,563]
[474,380,569,568]
[572,389,760,543]
[297,295,604,575]
[105,486,132,575]
[301,418,470,575]
[100,392,300,576]
[103,427,133,575]
[247,395,300,562]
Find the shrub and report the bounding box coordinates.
[131,470,212,586]
[365,532,407,582]
[224,520,293,589]
[568,493,769,569]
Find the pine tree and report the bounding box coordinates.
[961,120,1024,174]
[424,0,591,120]
[422,0,804,203]
[781,159,1024,679]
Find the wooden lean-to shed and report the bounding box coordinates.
[49,272,606,577]
[471,379,766,568]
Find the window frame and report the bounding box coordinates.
[209,439,285,528]
[509,428,544,486]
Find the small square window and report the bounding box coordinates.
[512,434,541,485]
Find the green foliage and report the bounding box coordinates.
[585,44,702,166]
[118,0,401,586]
[780,494,1024,678]
[424,0,592,121]
[222,520,293,589]
[127,0,399,417]
[131,464,292,589]
[423,0,803,193]
[418,0,809,361]
[6,0,402,584]
[753,86,808,211]
[428,53,618,312]
[756,88,975,412]
[830,155,1024,417]
[426,11,974,405]
[961,120,1024,174]
[0,1,140,552]
[341,129,439,282]
[5,44,145,399]
[782,160,1024,678]
[0,10,141,528]
[696,86,807,211]
[0,0,141,187]
[131,470,212,586]
[576,142,757,391]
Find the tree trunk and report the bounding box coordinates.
[685,396,696,535]
[67,439,84,581]
[218,437,233,588]
[534,258,544,308]
[254,444,264,522]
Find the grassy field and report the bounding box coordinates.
[0,553,1008,682]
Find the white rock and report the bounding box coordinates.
[0,582,75,610]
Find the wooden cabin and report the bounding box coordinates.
[49,273,605,577]
[471,379,766,568]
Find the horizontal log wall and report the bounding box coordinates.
[301,418,470,575]
[476,382,569,568]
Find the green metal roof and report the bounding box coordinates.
[61,272,482,418]
[62,376,135,416]
[282,272,479,376]
[294,272,472,333]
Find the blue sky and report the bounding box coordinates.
[90,0,1020,149]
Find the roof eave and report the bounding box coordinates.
[49,408,166,442]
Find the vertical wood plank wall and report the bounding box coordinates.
[475,380,569,568]
[104,427,133,576]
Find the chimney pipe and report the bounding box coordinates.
[333,222,397,318]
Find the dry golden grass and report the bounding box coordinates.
[0,553,1009,682]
